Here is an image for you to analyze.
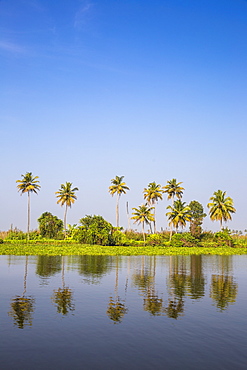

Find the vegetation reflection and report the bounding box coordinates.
[8,256,35,329]
[106,256,128,323]
[51,256,75,315]
[210,256,238,311]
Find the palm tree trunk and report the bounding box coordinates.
[27,191,30,240]
[142,222,145,244]
[169,223,173,241]
[116,194,120,227]
[153,206,156,233]
[64,204,68,236]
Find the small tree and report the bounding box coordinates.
[37,212,63,239]
[189,201,206,238]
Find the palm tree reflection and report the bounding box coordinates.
[52,256,74,315]
[8,256,35,329]
[106,256,128,324]
[210,256,238,311]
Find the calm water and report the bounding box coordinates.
[1,254,247,370]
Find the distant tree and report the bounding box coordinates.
[207,190,236,230]
[189,200,206,238]
[131,204,155,243]
[109,176,130,227]
[16,172,40,239]
[163,179,184,205]
[77,215,114,245]
[55,182,79,236]
[37,212,63,239]
[143,182,164,233]
[166,200,191,240]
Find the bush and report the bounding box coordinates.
[146,233,168,246]
[214,229,234,247]
[0,238,3,244]
[170,233,199,247]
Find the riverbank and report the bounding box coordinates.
[0,241,247,256]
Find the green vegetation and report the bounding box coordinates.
[2,172,244,256]
[0,240,247,256]
[37,212,63,239]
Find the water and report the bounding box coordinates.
[1,255,247,369]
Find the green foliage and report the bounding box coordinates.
[0,238,3,244]
[170,233,199,248]
[123,230,144,241]
[38,212,63,239]
[146,233,169,246]
[73,215,114,245]
[1,240,247,255]
[214,228,234,247]
[189,200,206,238]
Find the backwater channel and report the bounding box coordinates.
[1,254,247,369]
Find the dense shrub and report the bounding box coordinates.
[38,212,63,239]
[0,238,3,244]
[170,233,199,247]
[214,229,234,247]
[146,233,169,246]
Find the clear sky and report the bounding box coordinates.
[1,0,247,233]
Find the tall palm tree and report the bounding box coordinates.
[131,204,155,243]
[163,178,184,205]
[143,182,164,233]
[166,200,191,240]
[109,175,130,227]
[16,172,40,239]
[207,190,236,230]
[55,182,79,236]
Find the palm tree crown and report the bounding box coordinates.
[143,182,164,205]
[166,200,191,239]
[163,179,184,205]
[16,172,40,237]
[109,175,130,227]
[207,190,236,229]
[55,182,79,235]
[131,204,154,242]
[143,182,164,233]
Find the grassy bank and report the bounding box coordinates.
[0,241,247,256]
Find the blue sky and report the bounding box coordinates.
[1,0,247,233]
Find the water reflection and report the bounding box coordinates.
[36,255,62,284]
[107,256,128,323]
[210,256,238,311]
[8,256,35,328]
[77,255,112,284]
[5,254,242,328]
[51,256,75,315]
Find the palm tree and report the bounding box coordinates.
[109,176,130,227]
[131,204,155,243]
[143,182,164,233]
[166,200,191,240]
[55,182,79,236]
[163,178,184,206]
[16,172,40,239]
[207,190,236,230]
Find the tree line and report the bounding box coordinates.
[15,172,236,242]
